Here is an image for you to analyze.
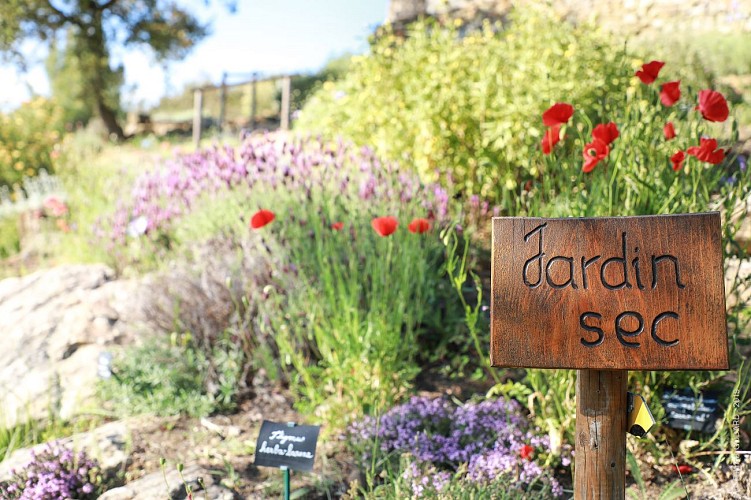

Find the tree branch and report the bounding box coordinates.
[44,0,71,21]
[96,0,120,11]
[44,0,84,29]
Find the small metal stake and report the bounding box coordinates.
[281,466,290,500]
[282,422,295,500]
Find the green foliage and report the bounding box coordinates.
[265,201,448,422]
[97,333,243,418]
[0,98,64,187]
[627,449,685,500]
[0,417,40,463]
[297,9,635,202]
[49,130,155,269]
[442,227,498,382]
[528,85,743,217]
[288,54,352,113]
[46,29,123,127]
[0,216,20,260]
[358,453,557,500]
[0,410,104,464]
[0,0,215,139]
[638,31,751,78]
[102,136,469,426]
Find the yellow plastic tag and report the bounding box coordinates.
[627,392,656,437]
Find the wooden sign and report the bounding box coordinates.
[254,420,320,472]
[491,213,728,370]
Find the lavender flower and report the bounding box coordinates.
[349,396,565,497]
[100,135,456,248]
[0,443,101,499]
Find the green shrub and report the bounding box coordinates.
[0,216,19,260]
[102,136,471,425]
[263,196,450,422]
[287,54,352,113]
[97,334,243,418]
[296,9,638,205]
[0,98,64,188]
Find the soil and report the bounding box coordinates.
[111,369,750,499]
[114,370,500,499]
[117,377,353,499]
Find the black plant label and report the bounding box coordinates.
[254,420,320,472]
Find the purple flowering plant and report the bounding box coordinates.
[349,396,569,497]
[97,134,492,424]
[0,443,102,500]
[99,135,453,262]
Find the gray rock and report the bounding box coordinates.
[98,463,238,500]
[0,264,149,426]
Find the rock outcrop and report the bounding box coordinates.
[0,264,148,426]
[99,463,238,500]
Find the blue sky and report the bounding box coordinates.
[0,0,389,111]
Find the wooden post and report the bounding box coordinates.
[491,214,728,498]
[280,75,291,130]
[575,370,627,500]
[250,72,258,131]
[192,88,203,149]
[218,72,227,134]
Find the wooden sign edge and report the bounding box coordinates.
[489,212,729,371]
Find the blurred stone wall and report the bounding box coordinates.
[387,0,751,34]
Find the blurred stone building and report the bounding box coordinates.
[387,0,751,34]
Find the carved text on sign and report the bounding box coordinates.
[491,214,727,370]
[522,224,685,291]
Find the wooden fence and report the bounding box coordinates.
[126,72,297,146]
[192,72,295,147]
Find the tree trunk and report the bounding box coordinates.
[95,93,125,140]
[80,5,126,141]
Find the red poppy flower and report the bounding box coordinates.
[673,464,694,475]
[687,138,726,165]
[660,81,681,106]
[519,445,534,460]
[635,60,665,84]
[582,138,610,173]
[331,222,344,231]
[250,209,275,229]
[671,151,686,171]
[541,125,562,155]
[542,103,574,127]
[371,216,398,237]
[592,122,619,145]
[408,218,431,234]
[695,89,729,122]
[664,122,676,140]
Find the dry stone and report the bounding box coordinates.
[98,463,238,500]
[387,0,751,34]
[0,264,149,427]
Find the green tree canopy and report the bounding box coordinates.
[0,0,231,139]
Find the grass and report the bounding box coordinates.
[1,409,105,464]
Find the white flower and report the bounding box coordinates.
[127,216,148,237]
